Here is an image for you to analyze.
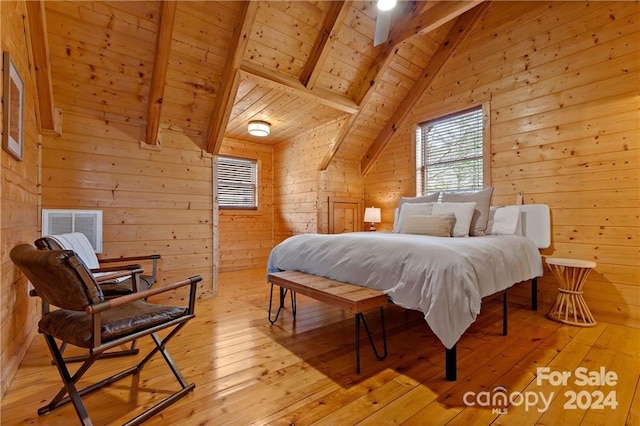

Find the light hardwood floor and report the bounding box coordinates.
[1,268,638,425]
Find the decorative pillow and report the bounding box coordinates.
[394,202,434,233]
[398,192,440,207]
[401,213,455,237]
[393,208,399,231]
[432,202,477,237]
[393,193,440,232]
[441,188,494,236]
[488,205,521,235]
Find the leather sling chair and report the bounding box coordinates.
[35,232,162,361]
[10,243,201,426]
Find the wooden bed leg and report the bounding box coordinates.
[503,291,508,336]
[445,345,457,381]
[531,277,538,311]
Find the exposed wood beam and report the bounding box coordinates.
[354,0,483,106]
[144,1,176,147]
[26,1,58,134]
[319,1,483,171]
[239,60,359,115]
[206,2,259,155]
[317,5,417,171]
[361,2,491,176]
[318,113,359,171]
[395,0,485,48]
[300,0,352,89]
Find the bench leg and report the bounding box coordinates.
[354,308,388,374]
[531,277,538,311]
[268,284,296,324]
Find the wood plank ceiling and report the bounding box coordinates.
[36,0,486,172]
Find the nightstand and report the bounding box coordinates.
[546,257,597,327]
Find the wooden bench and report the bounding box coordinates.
[268,270,388,373]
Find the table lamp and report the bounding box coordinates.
[364,207,381,231]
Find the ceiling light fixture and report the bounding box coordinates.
[248,120,270,137]
[377,0,397,12]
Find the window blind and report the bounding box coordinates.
[216,156,258,209]
[416,107,483,194]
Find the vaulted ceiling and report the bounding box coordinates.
[28,0,487,173]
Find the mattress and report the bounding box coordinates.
[267,232,543,349]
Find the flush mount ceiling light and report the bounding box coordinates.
[377,0,397,11]
[248,120,270,137]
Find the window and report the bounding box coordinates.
[416,106,487,195]
[216,156,258,209]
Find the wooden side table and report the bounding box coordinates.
[546,257,597,327]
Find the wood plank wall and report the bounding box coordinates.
[318,157,364,233]
[0,0,42,397]
[364,1,640,327]
[218,138,274,272]
[274,118,364,242]
[41,113,215,302]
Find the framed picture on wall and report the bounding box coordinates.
[2,52,24,161]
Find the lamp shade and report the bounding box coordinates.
[364,207,381,223]
[248,120,270,137]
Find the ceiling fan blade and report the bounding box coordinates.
[373,11,391,46]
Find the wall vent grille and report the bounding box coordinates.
[41,209,103,252]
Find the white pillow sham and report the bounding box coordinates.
[432,202,477,237]
[488,205,521,235]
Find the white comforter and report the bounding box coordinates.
[267,232,543,349]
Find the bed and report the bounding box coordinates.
[267,203,550,380]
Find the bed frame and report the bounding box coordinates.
[444,279,538,380]
[443,204,550,379]
[269,204,550,381]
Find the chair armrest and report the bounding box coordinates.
[93,268,144,283]
[87,275,202,314]
[99,254,161,263]
[28,289,51,315]
[91,264,143,283]
[99,255,161,280]
[91,264,141,273]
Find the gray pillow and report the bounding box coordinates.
[399,192,440,207]
[393,193,440,232]
[395,202,434,233]
[441,188,494,236]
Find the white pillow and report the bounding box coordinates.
[441,188,493,236]
[488,205,521,235]
[394,202,434,233]
[432,202,477,237]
